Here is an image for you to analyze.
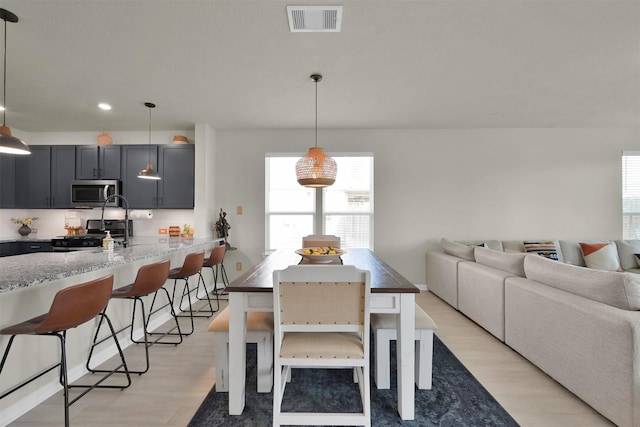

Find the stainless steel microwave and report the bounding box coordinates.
[70,180,121,207]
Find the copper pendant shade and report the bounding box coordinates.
[138,102,161,180]
[296,74,336,188]
[0,9,29,155]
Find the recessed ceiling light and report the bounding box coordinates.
[98,103,112,111]
[0,105,5,112]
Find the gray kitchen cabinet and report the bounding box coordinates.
[0,155,15,208]
[121,144,194,209]
[121,144,159,209]
[76,145,121,179]
[158,144,194,208]
[15,145,51,208]
[0,242,17,257]
[0,241,52,257]
[16,241,53,254]
[15,145,75,208]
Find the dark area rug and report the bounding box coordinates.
[188,335,519,426]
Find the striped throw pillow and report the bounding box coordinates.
[523,241,558,261]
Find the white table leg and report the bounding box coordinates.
[396,294,415,420]
[228,293,247,415]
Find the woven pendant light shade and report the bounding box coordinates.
[296,73,336,188]
[296,147,337,187]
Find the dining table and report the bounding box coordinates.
[225,248,420,420]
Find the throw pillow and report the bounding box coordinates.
[523,241,558,261]
[580,242,622,271]
[440,238,483,261]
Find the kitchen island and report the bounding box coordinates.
[0,236,221,425]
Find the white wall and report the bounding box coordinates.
[215,128,639,285]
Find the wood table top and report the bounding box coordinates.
[226,248,419,294]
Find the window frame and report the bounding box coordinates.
[265,152,374,252]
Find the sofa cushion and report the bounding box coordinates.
[440,238,476,260]
[558,240,586,266]
[580,242,621,272]
[458,240,504,251]
[523,254,640,310]
[474,247,525,277]
[440,238,484,261]
[502,240,525,253]
[523,241,558,261]
[615,240,640,271]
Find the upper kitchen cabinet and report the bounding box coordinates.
[121,145,159,209]
[0,155,16,208]
[15,146,75,208]
[76,145,121,180]
[121,144,194,209]
[158,145,194,209]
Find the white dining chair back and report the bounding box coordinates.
[272,265,371,427]
[302,234,340,248]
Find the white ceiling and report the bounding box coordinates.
[1,0,638,132]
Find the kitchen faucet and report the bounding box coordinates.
[101,194,130,248]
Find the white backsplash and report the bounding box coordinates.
[0,208,201,239]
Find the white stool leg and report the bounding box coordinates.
[213,332,229,392]
[374,328,392,389]
[415,329,433,389]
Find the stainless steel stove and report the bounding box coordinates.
[51,219,133,251]
[51,235,105,252]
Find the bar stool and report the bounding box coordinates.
[0,275,130,427]
[197,243,227,308]
[149,251,207,336]
[87,260,179,375]
[371,303,438,390]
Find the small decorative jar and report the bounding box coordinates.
[97,132,113,145]
[173,135,189,144]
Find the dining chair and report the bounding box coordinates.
[272,265,371,427]
[301,234,340,248]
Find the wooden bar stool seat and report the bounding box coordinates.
[371,303,438,390]
[87,260,177,375]
[0,275,130,427]
[208,307,273,393]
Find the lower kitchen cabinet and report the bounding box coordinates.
[0,241,52,257]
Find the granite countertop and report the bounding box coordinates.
[0,237,219,293]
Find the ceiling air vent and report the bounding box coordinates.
[287,6,343,32]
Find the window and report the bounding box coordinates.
[622,151,640,239]
[266,154,374,251]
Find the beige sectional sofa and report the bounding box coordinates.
[426,239,640,427]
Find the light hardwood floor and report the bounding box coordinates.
[7,291,614,426]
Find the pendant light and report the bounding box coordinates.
[296,74,336,188]
[138,102,161,180]
[0,9,29,155]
